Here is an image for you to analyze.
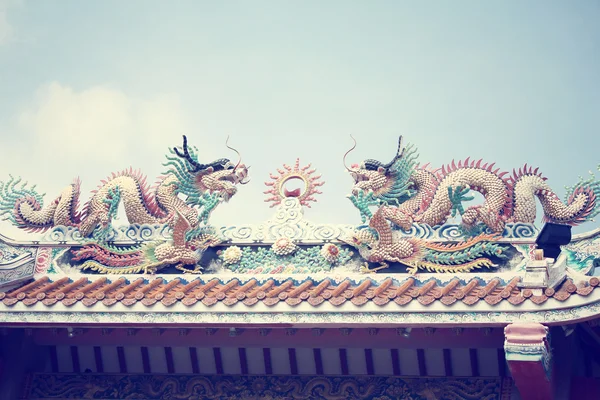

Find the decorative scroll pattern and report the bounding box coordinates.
[26,374,511,400]
[220,198,354,243]
[393,222,537,241]
[0,241,32,263]
[0,260,34,285]
[0,242,34,286]
[564,235,600,275]
[43,224,173,243]
[43,217,536,245]
[219,198,537,244]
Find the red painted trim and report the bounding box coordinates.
[117,347,127,373]
[339,348,349,375]
[165,347,175,374]
[49,346,58,373]
[288,348,298,375]
[140,347,150,373]
[364,349,374,375]
[391,349,401,375]
[313,349,324,375]
[239,348,248,375]
[417,349,427,376]
[213,347,224,374]
[189,347,199,374]
[443,349,453,376]
[470,348,480,377]
[263,348,272,375]
[93,346,103,373]
[508,360,553,400]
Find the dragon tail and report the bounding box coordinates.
[80,260,149,274]
[509,164,599,226]
[559,166,600,225]
[76,242,164,274]
[71,244,144,269]
[0,175,58,232]
[413,234,507,273]
[71,243,160,274]
[412,258,496,273]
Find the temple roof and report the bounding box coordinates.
[1,274,597,309]
[1,148,600,329]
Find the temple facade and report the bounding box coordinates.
[1,136,600,399]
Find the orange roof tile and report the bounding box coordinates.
[0,275,597,308]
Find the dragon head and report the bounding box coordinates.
[167,135,250,203]
[187,232,223,251]
[340,226,378,260]
[344,136,418,205]
[352,227,378,247]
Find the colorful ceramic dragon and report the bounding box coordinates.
[71,209,223,274]
[344,136,599,273]
[345,136,600,232]
[344,207,507,274]
[0,135,249,273]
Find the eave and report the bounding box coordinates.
[1,271,599,327]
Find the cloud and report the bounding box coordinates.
[11,81,190,174]
[17,82,188,162]
[0,82,189,239]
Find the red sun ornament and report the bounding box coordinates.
[264,159,324,208]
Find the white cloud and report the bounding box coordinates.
[17,82,188,163]
[1,82,189,239]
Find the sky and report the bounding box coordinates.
[0,1,599,240]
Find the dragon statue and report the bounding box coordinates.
[345,206,508,274]
[0,135,249,273]
[344,136,600,273]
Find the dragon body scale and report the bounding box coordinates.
[344,137,600,273]
[0,136,249,273]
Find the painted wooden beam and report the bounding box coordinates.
[32,327,504,349]
[504,322,553,400]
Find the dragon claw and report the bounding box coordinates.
[406,264,419,275]
[175,264,203,274]
[348,190,380,223]
[448,185,474,217]
[144,265,157,274]
[359,263,374,274]
[360,262,389,274]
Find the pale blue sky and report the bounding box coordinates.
[0,1,599,239]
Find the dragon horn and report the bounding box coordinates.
[225,135,242,170]
[397,136,405,158]
[343,135,357,172]
[383,136,404,169]
[174,135,207,172]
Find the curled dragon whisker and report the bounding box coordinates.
[343,135,357,172]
